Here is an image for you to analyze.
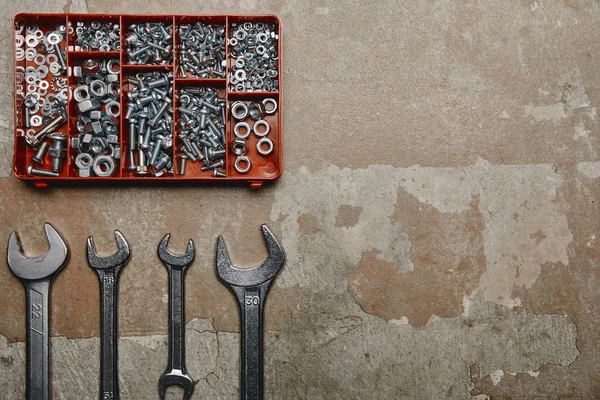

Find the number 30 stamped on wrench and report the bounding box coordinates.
[216,225,285,400]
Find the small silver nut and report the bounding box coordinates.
[78,99,97,113]
[78,168,91,177]
[82,59,100,75]
[231,137,247,156]
[92,121,103,134]
[71,137,80,149]
[89,110,102,120]
[80,133,93,152]
[106,74,119,83]
[113,146,120,159]
[73,66,83,80]
[107,134,119,144]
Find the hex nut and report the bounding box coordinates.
[78,99,97,113]
[113,146,121,159]
[92,121,103,134]
[107,134,119,144]
[71,137,80,149]
[89,110,102,120]
[78,168,91,177]
[73,66,83,80]
[231,137,247,156]
[80,133,93,152]
[82,59,100,75]
[248,102,266,120]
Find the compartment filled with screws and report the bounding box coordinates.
[123,70,174,177]
[175,85,227,177]
[68,17,120,52]
[69,57,121,177]
[177,18,226,78]
[228,95,280,178]
[125,18,173,65]
[13,14,282,186]
[228,20,279,92]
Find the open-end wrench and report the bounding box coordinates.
[158,234,196,400]
[216,224,285,400]
[7,223,69,400]
[86,231,131,400]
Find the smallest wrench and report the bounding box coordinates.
[157,234,195,400]
[87,231,131,400]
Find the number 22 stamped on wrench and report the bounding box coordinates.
[87,231,131,400]
[216,225,285,400]
[7,223,69,400]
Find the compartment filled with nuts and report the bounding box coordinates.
[14,16,69,177]
[70,58,121,177]
[228,20,279,93]
[228,96,279,178]
[177,18,226,78]
[123,70,174,177]
[68,17,120,52]
[175,85,227,178]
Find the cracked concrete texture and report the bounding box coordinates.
[1,0,600,399]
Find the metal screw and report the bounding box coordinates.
[27,164,60,177]
[48,133,67,173]
[31,142,49,164]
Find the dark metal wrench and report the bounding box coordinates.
[86,231,131,400]
[158,234,196,400]
[7,223,69,400]
[216,225,285,400]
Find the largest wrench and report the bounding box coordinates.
[7,223,69,400]
[216,225,285,400]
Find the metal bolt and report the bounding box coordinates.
[48,133,67,173]
[27,164,60,177]
[31,142,49,164]
[212,170,226,178]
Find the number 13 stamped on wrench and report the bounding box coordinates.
[217,225,285,400]
[7,223,69,400]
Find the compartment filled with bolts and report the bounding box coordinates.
[175,83,227,178]
[13,14,282,187]
[124,16,173,66]
[176,16,226,79]
[69,57,121,177]
[228,93,280,179]
[123,69,174,177]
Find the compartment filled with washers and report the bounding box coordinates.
[12,13,282,188]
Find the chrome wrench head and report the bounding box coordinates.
[7,222,68,281]
[159,371,195,400]
[86,230,131,269]
[157,233,195,268]
[216,224,286,287]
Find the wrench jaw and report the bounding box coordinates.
[7,223,69,281]
[216,224,286,288]
[158,234,195,269]
[86,230,131,270]
[158,371,195,400]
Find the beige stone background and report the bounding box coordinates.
[1,0,600,399]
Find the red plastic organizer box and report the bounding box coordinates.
[13,14,282,188]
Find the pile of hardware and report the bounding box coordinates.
[72,59,121,177]
[15,22,69,177]
[125,71,174,176]
[178,22,226,78]
[7,223,285,399]
[229,21,279,92]
[231,98,278,174]
[125,22,173,65]
[177,86,227,177]
[71,20,120,51]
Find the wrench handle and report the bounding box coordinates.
[167,266,187,371]
[236,285,269,400]
[97,268,121,400]
[25,280,51,400]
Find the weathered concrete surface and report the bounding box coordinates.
[1,0,599,399]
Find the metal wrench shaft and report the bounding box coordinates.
[24,280,51,400]
[97,268,120,399]
[166,265,187,373]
